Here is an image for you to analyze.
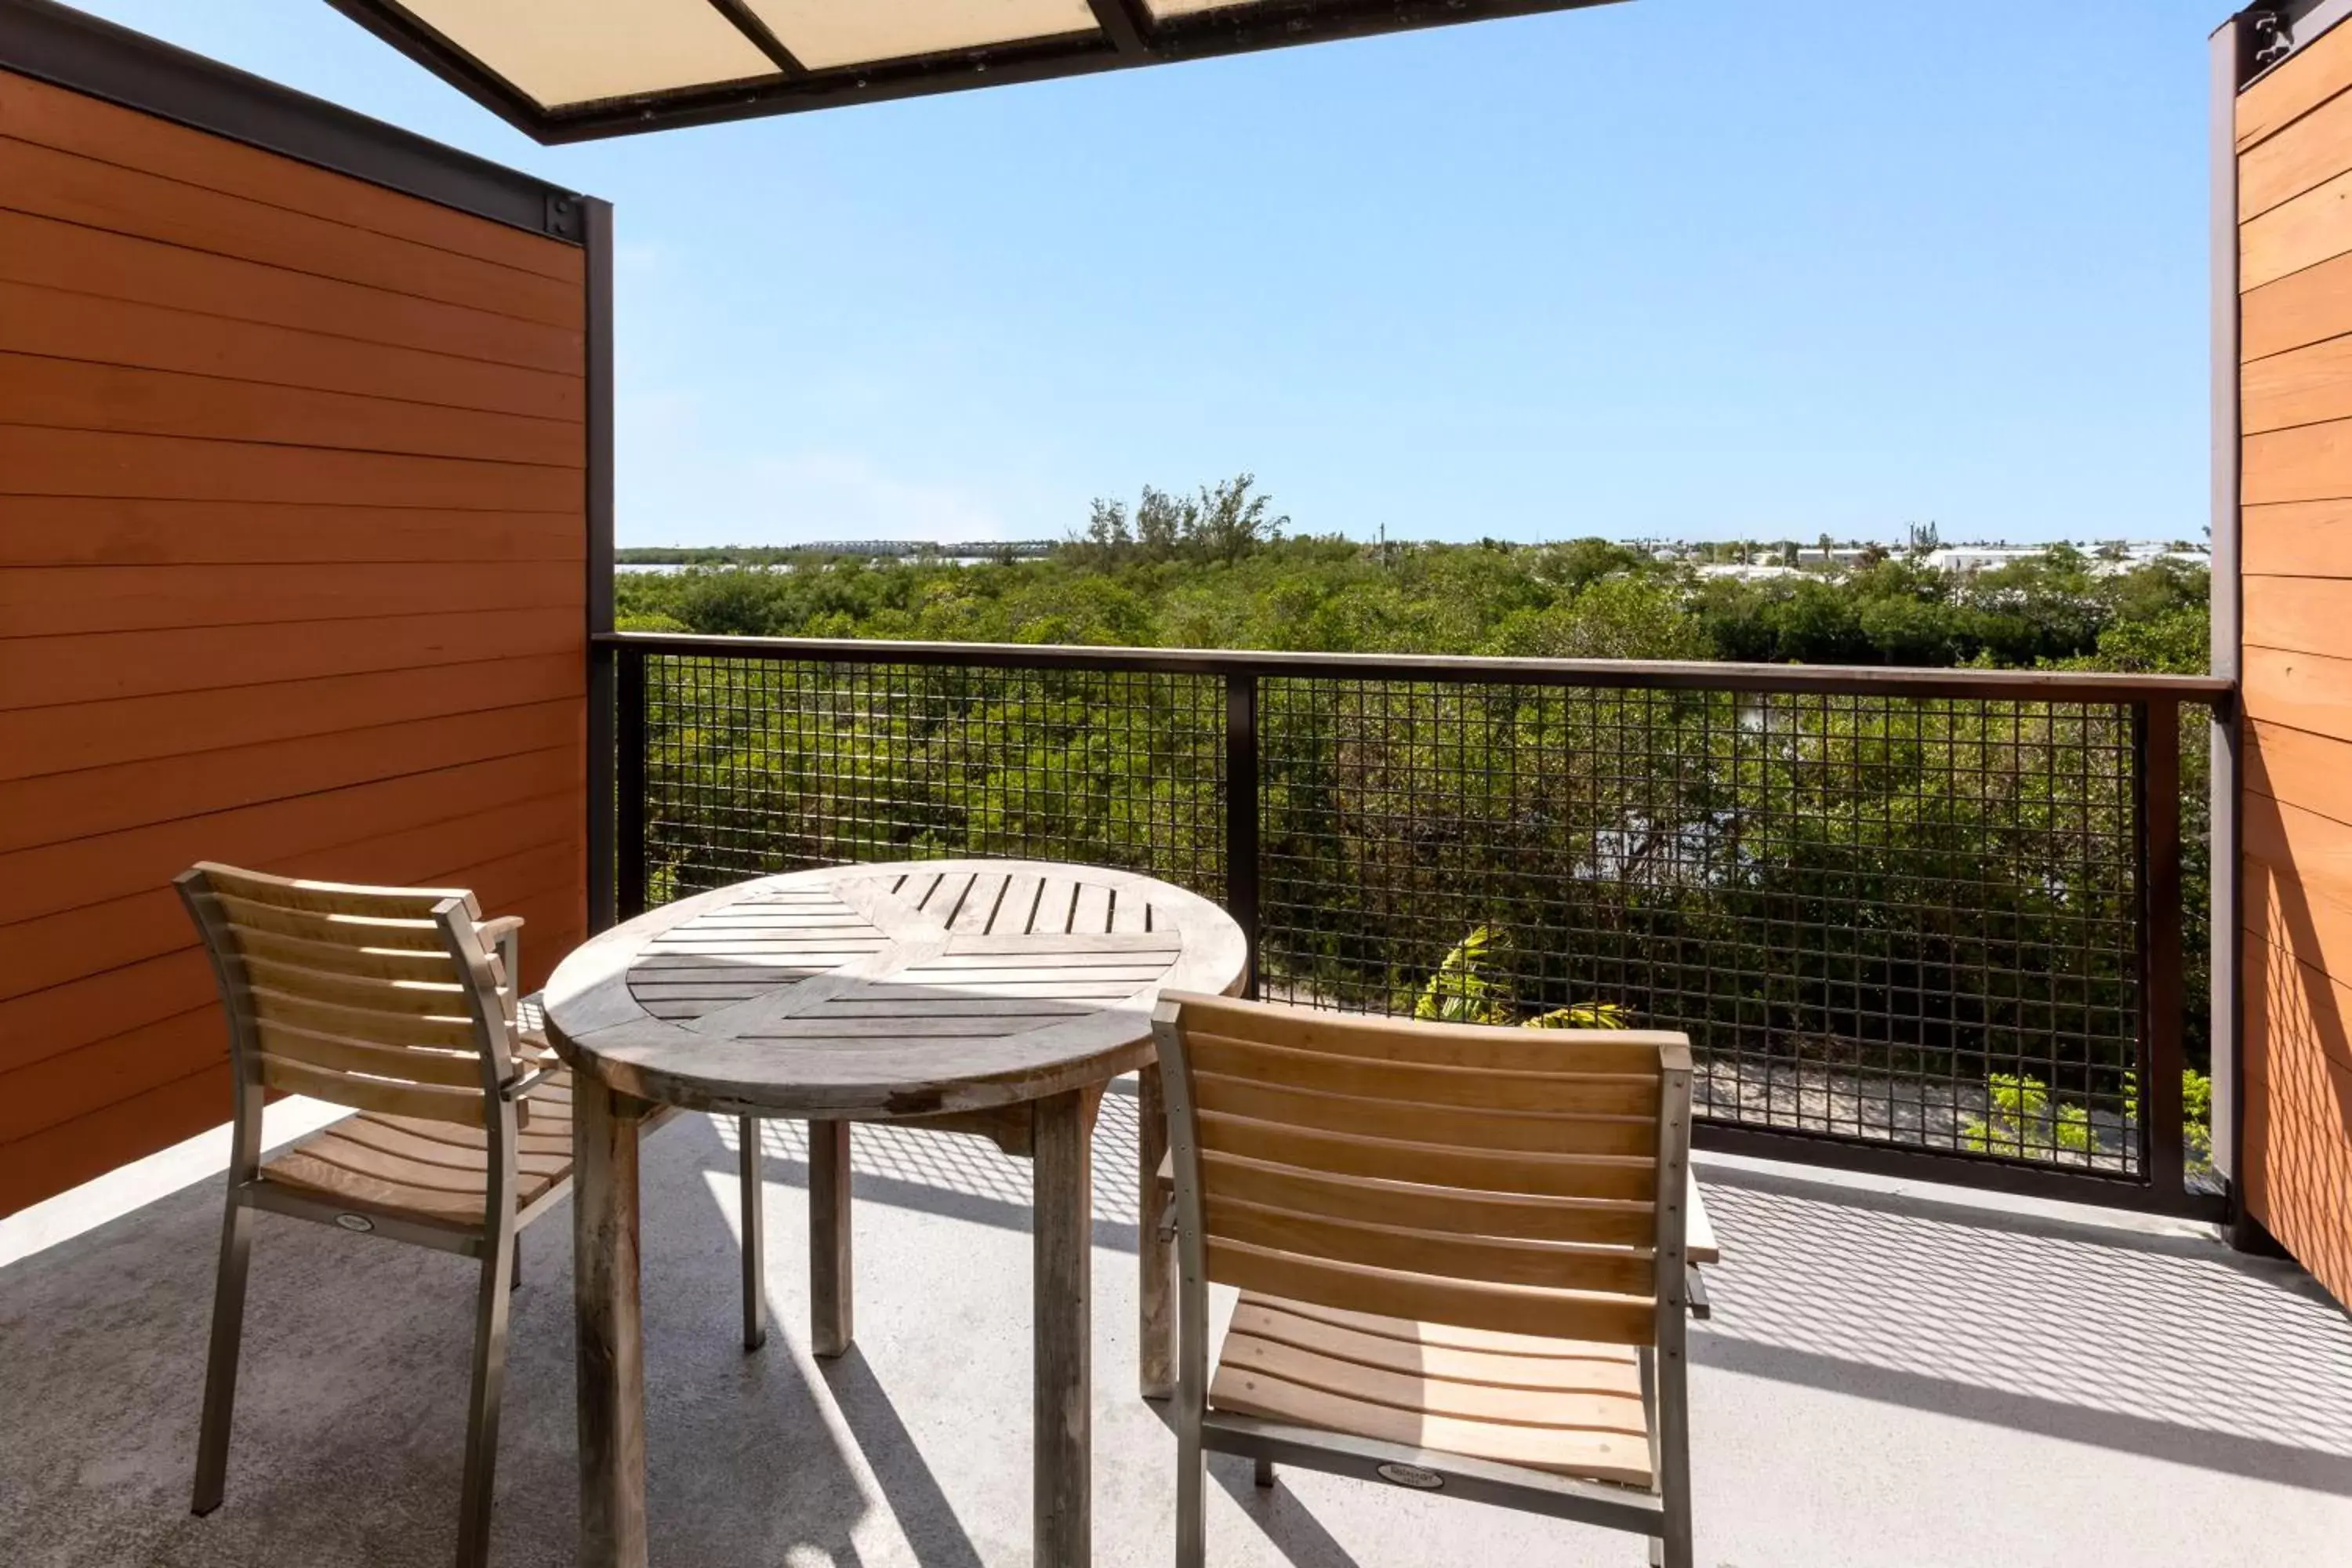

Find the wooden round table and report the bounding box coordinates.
[543,859,1247,1568]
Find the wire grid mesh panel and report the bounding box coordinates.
[637,651,1226,907]
[1254,677,2154,1175]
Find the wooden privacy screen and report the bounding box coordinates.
[2233,15,2352,1305]
[0,64,592,1215]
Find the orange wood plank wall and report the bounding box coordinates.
[2234,22,2352,1305]
[0,67,590,1216]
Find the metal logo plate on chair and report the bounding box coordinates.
[334,1214,375,1232]
[1376,1461,1444,1490]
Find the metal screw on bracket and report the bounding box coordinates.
[2252,11,2292,71]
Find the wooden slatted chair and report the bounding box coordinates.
[174,862,763,1568]
[1152,991,1703,1568]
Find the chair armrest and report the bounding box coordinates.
[477,915,524,994]
[501,1064,557,1102]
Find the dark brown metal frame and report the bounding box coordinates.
[602,629,2230,1218]
[320,0,1628,145]
[2212,9,2253,1243]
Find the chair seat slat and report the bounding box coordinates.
[1206,1237,1656,1347]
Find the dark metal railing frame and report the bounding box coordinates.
[592,629,2232,1218]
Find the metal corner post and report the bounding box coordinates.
[616,652,648,922]
[584,195,619,935]
[2210,9,2249,1231]
[1224,673,1260,998]
[2137,698,2187,1207]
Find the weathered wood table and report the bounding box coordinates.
[542,858,1247,1568]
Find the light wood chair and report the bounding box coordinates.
[176,862,767,1568]
[1152,990,1704,1568]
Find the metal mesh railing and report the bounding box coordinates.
[1257,681,2147,1171]
[612,634,2221,1204]
[636,652,1225,907]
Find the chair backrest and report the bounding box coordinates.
[1153,990,1693,1348]
[176,862,520,1128]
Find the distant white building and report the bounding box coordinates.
[1697,562,1800,582]
[1925,546,2047,575]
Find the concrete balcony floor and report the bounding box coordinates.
[3,1083,2350,1568]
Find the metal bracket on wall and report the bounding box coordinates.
[2241,0,2352,89]
[2251,9,2293,73]
[545,193,585,241]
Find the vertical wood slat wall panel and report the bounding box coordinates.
[0,66,589,1218]
[2237,28,2352,1308]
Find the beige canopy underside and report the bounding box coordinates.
[402,0,1247,110]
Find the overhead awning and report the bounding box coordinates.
[322,0,1624,143]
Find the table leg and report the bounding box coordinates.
[1136,1063,1176,1400]
[810,1120,854,1358]
[574,1076,649,1568]
[1033,1087,1100,1568]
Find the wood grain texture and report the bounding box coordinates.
[2238,21,2352,154]
[0,561,580,639]
[2243,76,2352,221]
[2243,788,2352,920]
[1209,1294,1653,1486]
[4,608,582,710]
[0,747,583,926]
[0,134,579,326]
[2241,248,2352,362]
[0,427,583,513]
[2242,165,2352,291]
[0,498,583,568]
[2241,924,2352,1306]
[261,1080,575,1223]
[2241,575,2352,659]
[2,807,582,1002]
[2245,335,2352,434]
[2246,719,2352,822]
[0,354,582,467]
[2244,419,2352,505]
[2242,644,2352,742]
[0,652,583,782]
[0,65,588,1218]
[2238,53,2352,1306]
[0,209,583,375]
[0,71,572,274]
[1204,1237,1655,1346]
[543,862,1246,1118]
[572,1077,651,1568]
[0,281,584,422]
[2241,499,2352,578]
[0,1060,228,1215]
[2245,850,2352,993]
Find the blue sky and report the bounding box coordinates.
[72,0,2223,546]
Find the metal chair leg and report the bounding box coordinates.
[453,1221,517,1568]
[191,1198,255,1515]
[1176,1423,1205,1568]
[739,1116,766,1352]
[1253,1456,1276,1488]
[510,1234,522,1292]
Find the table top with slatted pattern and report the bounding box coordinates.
[542,860,1247,1117]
